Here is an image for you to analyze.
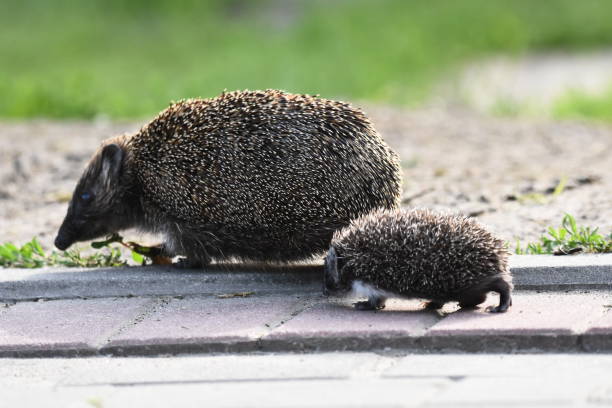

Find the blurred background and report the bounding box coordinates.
[1,0,612,120]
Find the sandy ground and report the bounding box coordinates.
[0,107,610,251]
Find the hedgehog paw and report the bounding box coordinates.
[353,296,386,311]
[485,305,509,313]
[173,257,206,270]
[353,301,384,311]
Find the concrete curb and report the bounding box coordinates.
[2,332,610,358]
[1,255,611,301]
[0,264,322,301]
[510,254,612,290]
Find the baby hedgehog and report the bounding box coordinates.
[324,208,512,313]
[55,90,401,267]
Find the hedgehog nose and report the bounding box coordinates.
[54,235,71,251]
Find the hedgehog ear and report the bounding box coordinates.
[100,144,124,182]
[324,247,340,293]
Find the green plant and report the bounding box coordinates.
[515,213,612,255]
[0,238,126,268]
[512,177,567,204]
[0,238,47,268]
[553,88,612,122]
[91,233,170,265]
[0,234,171,269]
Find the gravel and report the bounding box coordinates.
[0,107,610,249]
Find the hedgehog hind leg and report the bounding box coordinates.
[456,280,491,310]
[162,231,216,269]
[458,290,488,309]
[166,244,212,269]
[354,295,387,311]
[485,277,512,313]
[424,299,446,310]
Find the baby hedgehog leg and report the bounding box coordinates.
[354,295,387,311]
[457,288,488,310]
[457,277,512,313]
[351,281,387,310]
[424,299,446,310]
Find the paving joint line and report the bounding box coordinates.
[0,301,14,316]
[67,376,346,388]
[92,296,171,350]
[255,296,323,343]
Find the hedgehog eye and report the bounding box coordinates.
[80,192,93,202]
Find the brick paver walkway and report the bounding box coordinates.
[1,256,611,357]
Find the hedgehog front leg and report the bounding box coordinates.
[161,235,212,269]
[171,243,212,269]
[354,295,387,311]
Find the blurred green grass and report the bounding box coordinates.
[554,89,612,122]
[1,0,612,119]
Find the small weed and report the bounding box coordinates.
[0,234,170,268]
[515,213,612,255]
[490,97,525,118]
[0,238,125,268]
[554,88,612,122]
[91,233,171,265]
[512,177,567,204]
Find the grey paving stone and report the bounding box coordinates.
[0,298,151,357]
[383,354,612,379]
[512,254,612,290]
[0,377,447,408]
[0,353,383,387]
[588,385,612,405]
[0,264,322,301]
[422,376,591,407]
[104,294,308,355]
[585,304,612,335]
[581,303,612,351]
[4,353,612,407]
[262,299,441,351]
[428,291,608,335]
[423,291,609,352]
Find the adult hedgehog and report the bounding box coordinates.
[55,90,402,267]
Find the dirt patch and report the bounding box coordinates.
[0,108,610,250]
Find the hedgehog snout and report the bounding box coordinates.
[54,218,77,250]
[54,234,73,251]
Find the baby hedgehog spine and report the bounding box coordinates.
[55,90,402,267]
[324,208,513,313]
